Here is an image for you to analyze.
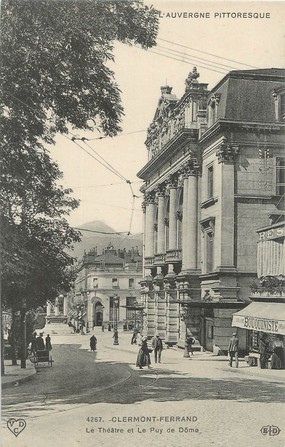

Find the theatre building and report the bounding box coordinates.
[138,67,285,353]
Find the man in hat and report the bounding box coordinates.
[228,332,239,367]
[36,332,45,351]
[152,333,163,363]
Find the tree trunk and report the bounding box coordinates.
[20,304,27,369]
[11,307,17,366]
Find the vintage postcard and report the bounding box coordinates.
[1,1,285,447]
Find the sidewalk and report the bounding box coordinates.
[2,359,36,389]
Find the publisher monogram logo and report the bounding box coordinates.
[260,425,281,436]
[7,418,26,437]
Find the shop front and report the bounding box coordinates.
[232,302,285,369]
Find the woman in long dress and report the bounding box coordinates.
[136,337,151,369]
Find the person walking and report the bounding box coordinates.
[45,334,52,351]
[131,330,138,345]
[186,333,196,356]
[271,335,284,369]
[31,332,37,354]
[136,336,151,369]
[152,334,163,363]
[90,335,97,352]
[228,332,239,367]
[259,333,270,369]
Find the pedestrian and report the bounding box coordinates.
[131,330,138,345]
[228,332,239,368]
[259,333,270,369]
[186,333,196,356]
[108,323,111,332]
[271,336,284,369]
[113,329,119,344]
[102,323,105,332]
[31,332,37,354]
[45,334,52,351]
[152,334,163,363]
[36,333,45,351]
[80,320,85,335]
[136,336,151,369]
[90,335,97,352]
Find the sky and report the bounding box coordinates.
[48,1,285,235]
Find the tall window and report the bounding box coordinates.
[206,232,214,273]
[126,296,136,320]
[93,277,98,288]
[201,218,215,274]
[207,165,214,199]
[128,278,134,288]
[281,95,285,121]
[109,296,120,321]
[276,157,285,196]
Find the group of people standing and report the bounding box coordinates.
[30,332,52,354]
[135,333,163,369]
[228,332,285,369]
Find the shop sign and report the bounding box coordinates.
[232,315,285,335]
[258,225,284,241]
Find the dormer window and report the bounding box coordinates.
[272,89,285,121]
[207,93,221,127]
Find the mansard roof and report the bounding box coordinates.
[209,68,285,123]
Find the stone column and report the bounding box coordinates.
[157,188,166,254]
[186,171,198,270]
[54,301,59,316]
[87,297,94,330]
[46,301,51,316]
[216,140,239,269]
[168,178,178,250]
[145,193,155,258]
[181,174,189,270]
[63,296,68,316]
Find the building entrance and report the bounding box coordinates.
[94,302,104,326]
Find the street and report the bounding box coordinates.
[2,331,285,447]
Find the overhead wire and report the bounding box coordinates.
[156,44,237,71]
[157,37,259,69]
[4,94,138,235]
[147,49,227,75]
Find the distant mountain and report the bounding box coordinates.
[71,220,143,260]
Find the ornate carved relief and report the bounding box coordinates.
[166,173,179,188]
[185,66,200,92]
[181,158,201,177]
[145,192,156,205]
[216,138,239,163]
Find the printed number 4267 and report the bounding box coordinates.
[86,417,103,422]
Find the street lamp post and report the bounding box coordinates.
[113,296,119,345]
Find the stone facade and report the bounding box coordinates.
[72,245,143,331]
[138,67,285,353]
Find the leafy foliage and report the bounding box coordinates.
[1,0,159,141]
[0,1,159,312]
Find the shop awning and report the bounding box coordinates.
[232,302,285,335]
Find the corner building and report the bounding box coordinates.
[138,68,285,353]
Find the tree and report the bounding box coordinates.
[1,0,159,142]
[0,1,159,373]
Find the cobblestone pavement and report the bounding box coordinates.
[2,330,285,447]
